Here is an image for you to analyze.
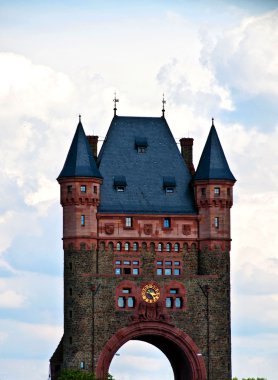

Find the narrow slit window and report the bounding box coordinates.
[81,215,85,226]
[214,187,220,196]
[163,218,171,228]
[125,217,132,227]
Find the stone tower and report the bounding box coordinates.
[50,112,236,380]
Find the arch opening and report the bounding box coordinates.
[96,322,207,380]
[109,340,174,380]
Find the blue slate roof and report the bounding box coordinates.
[97,116,196,214]
[194,124,236,181]
[58,121,102,180]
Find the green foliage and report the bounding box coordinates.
[58,369,116,380]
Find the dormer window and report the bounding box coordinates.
[165,187,174,193]
[114,176,127,192]
[116,186,125,192]
[135,136,148,153]
[163,177,176,193]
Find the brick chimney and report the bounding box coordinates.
[87,135,98,161]
[180,138,195,175]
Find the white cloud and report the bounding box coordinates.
[156,57,234,115]
[233,333,278,380]
[206,9,278,97]
[0,359,50,380]
[0,290,26,308]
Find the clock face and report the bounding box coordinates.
[141,284,160,303]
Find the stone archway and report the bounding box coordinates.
[96,321,207,380]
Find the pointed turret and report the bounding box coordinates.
[58,118,102,180]
[57,117,102,251]
[193,119,236,253]
[194,119,235,181]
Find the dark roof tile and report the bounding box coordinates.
[97,116,196,214]
[194,124,236,181]
[58,121,102,180]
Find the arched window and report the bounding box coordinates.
[116,242,122,251]
[108,242,114,251]
[174,243,180,252]
[166,243,171,252]
[158,243,163,252]
[124,242,130,251]
[191,243,196,251]
[142,242,147,250]
[133,242,139,251]
[183,242,188,251]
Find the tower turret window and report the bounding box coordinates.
[93,186,97,194]
[214,217,220,228]
[163,218,171,228]
[67,185,72,193]
[125,217,132,228]
[80,185,86,193]
[201,187,206,196]
[81,215,85,226]
[214,187,220,196]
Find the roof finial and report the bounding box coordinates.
[212,117,214,126]
[162,93,166,117]
[113,92,119,116]
[79,114,81,123]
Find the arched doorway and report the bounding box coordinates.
[96,321,207,380]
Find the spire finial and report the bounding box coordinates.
[113,92,119,116]
[212,117,214,126]
[79,114,81,123]
[162,93,166,117]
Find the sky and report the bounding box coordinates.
[0,0,278,379]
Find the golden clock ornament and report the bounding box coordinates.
[141,283,160,303]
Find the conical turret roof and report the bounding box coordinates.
[194,121,235,181]
[57,120,102,180]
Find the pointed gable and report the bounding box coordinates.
[97,116,196,214]
[58,121,102,180]
[194,123,235,181]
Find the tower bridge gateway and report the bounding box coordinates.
[50,102,236,380]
